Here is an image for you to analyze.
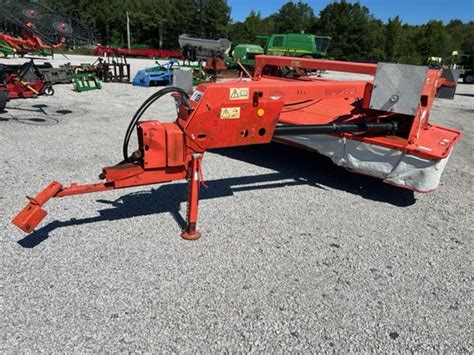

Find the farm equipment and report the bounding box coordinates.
[226,33,331,69]
[12,56,461,240]
[179,34,231,63]
[0,59,53,111]
[133,60,180,87]
[0,1,95,57]
[179,34,232,78]
[67,56,130,91]
[72,72,101,92]
[186,63,211,85]
[0,89,7,112]
[94,45,181,59]
[101,56,131,83]
[262,33,331,58]
[452,54,474,84]
[65,56,130,83]
[39,63,74,84]
[0,39,16,57]
[225,44,265,68]
[1,60,54,78]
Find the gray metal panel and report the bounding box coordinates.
[40,68,73,84]
[436,68,460,100]
[369,63,427,116]
[173,68,193,94]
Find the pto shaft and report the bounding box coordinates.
[274,121,398,136]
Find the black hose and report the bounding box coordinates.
[123,86,189,162]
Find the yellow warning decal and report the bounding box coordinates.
[220,107,241,119]
[229,87,249,100]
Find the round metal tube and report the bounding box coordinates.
[274,121,398,136]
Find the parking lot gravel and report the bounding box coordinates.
[1,55,472,352]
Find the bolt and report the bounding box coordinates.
[390,95,399,103]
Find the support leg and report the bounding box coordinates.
[181,154,202,240]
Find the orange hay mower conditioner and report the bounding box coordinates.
[12,55,461,240]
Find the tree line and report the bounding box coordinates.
[44,0,473,64]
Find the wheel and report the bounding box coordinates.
[43,84,54,96]
[0,90,7,112]
[463,74,474,84]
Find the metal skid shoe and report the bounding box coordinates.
[181,154,203,240]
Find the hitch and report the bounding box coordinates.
[12,181,63,233]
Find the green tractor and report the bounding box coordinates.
[226,33,331,69]
[225,44,265,68]
[260,33,331,58]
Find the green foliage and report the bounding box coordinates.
[229,11,275,44]
[446,20,474,56]
[274,1,316,33]
[313,0,383,60]
[43,0,230,49]
[230,0,472,64]
[417,20,450,58]
[28,0,472,63]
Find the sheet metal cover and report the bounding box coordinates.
[173,68,193,94]
[436,68,460,100]
[370,63,427,116]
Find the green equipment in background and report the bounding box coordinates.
[72,72,102,92]
[0,40,15,57]
[226,32,331,69]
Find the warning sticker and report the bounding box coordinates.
[220,107,241,119]
[229,87,249,100]
[191,90,204,102]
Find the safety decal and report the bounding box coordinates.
[191,90,204,102]
[229,87,249,100]
[220,107,241,119]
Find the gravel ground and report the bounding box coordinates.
[1,55,472,352]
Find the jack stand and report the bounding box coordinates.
[181,154,202,240]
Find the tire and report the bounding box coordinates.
[463,74,474,84]
[0,90,7,112]
[43,83,54,96]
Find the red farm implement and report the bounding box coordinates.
[0,1,95,57]
[12,55,461,240]
[0,60,53,111]
[94,45,181,59]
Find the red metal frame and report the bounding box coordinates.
[254,55,378,76]
[94,45,182,59]
[254,55,460,160]
[0,27,65,55]
[1,72,48,99]
[12,55,461,240]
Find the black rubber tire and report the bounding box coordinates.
[463,74,474,84]
[43,84,54,96]
[0,90,7,112]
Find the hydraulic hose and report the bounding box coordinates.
[122,86,189,162]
